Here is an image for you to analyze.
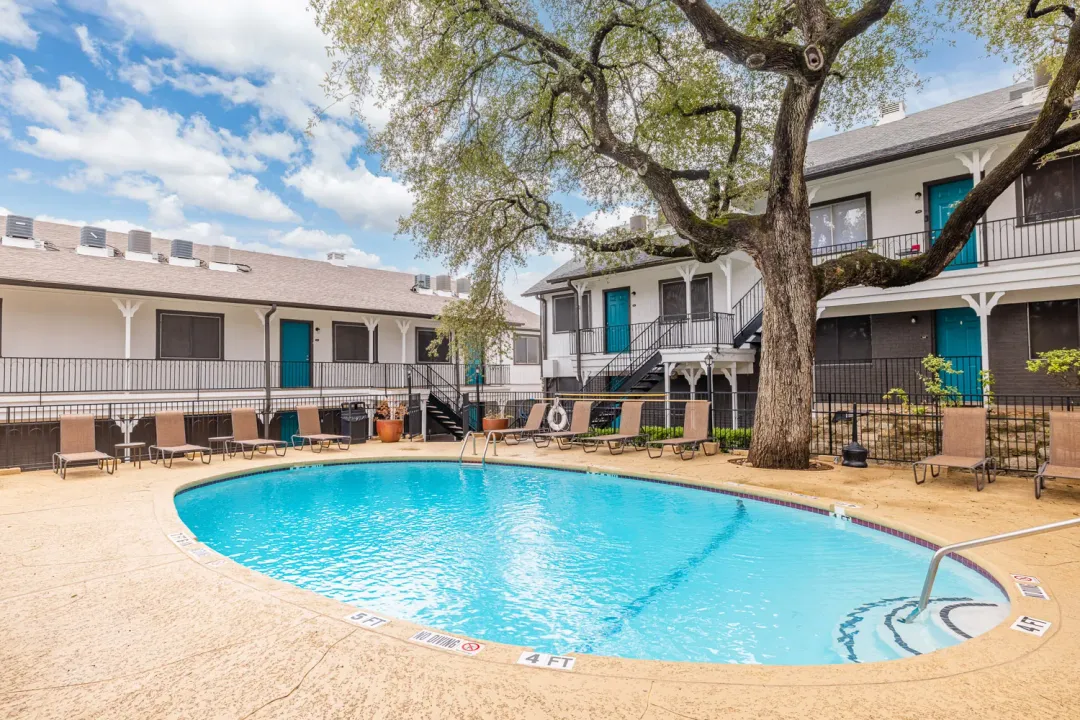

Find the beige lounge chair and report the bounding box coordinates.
[150,411,212,468]
[646,400,719,460]
[581,401,646,455]
[229,408,288,459]
[913,406,995,491]
[485,402,549,454]
[291,405,351,452]
[1034,411,1080,499]
[533,401,592,450]
[52,414,117,479]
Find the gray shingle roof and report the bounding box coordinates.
[806,82,1039,179]
[522,251,683,296]
[0,218,540,330]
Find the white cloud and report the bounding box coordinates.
[0,58,299,223]
[0,0,38,49]
[75,25,105,68]
[284,123,412,230]
[904,66,1019,114]
[0,206,11,215]
[271,226,354,253]
[8,167,33,183]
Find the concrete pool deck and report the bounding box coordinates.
[2,440,1079,719]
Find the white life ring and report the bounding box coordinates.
[547,404,569,431]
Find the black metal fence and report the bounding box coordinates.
[813,356,983,400]
[572,312,734,355]
[0,358,513,396]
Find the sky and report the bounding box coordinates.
[0,1,1018,311]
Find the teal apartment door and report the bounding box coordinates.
[465,349,484,385]
[935,308,981,398]
[604,288,631,353]
[928,177,977,270]
[280,320,312,388]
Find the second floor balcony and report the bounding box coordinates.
[549,312,735,358]
[0,358,514,398]
[811,208,1080,268]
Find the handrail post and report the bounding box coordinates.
[902,517,1080,623]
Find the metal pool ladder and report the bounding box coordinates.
[457,430,501,465]
[901,517,1080,623]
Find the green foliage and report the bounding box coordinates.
[917,354,964,406]
[582,424,750,448]
[978,368,996,406]
[1027,349,1080,390]
[882,388,928,415]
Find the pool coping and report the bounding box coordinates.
[154,453,1054,685]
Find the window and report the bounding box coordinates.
[1029,300,1080,356]
[816,315,872,363]
[513,335,540,364]
[552,294,576,333]
[1021,155,1080,221]
[660,276,712,319]
[416,327,450,363]
[810,195,869,253]
[157,311,223,360]
[580,291,592,330]
[333,322,376,362]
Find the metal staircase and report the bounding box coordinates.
[412,365,465,440]
[732,279,763,347]
[581,320,678,427]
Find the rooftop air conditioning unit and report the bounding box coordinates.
[414,273,431,290]
[168,238,199,267]
[327,251,347,267]
[76,226,112,257]
[2,215,39,249]
[454,276,471,296]
[434,274,452,294]
[125,230,157,263]
[209,244,238,272]
[629,214,648,232]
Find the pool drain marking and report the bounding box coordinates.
[1011,616,1051,637]
[1015,582,1051,600]
[345,610,391,629]
[409,630,484,655]
[573,501,749,653]
[1011,573,1041,584]
[517,652,575,671]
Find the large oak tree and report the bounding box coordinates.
[313,0,1080,468]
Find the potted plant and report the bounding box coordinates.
[482,405,511,432]
[374,398,407,443]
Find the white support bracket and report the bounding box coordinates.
[113,417,140,459]
[961,291,1004,378]
[680,366,704,400]
[677,262,699,318]
[362,315,380,364]
[396,319,412,364]
[717,258,734,313]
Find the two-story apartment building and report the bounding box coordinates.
[0,216,541,449]
[527,79,1080,407]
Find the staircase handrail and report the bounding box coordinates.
[583,318,678,394]
[733,279,764,337]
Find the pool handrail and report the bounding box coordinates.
[901,517,1080,623]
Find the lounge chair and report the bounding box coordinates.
[646,400,718,460]
[228,408,288,459]
[1034,411,1080,499]
[485,402,549,454]
[581,401,646,455]
[150,411,212,468]
[533,401,592,450]
[912,406,995,491]
[291,405,351,452]
[52,414,117,479]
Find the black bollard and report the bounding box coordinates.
[842,403,869,468]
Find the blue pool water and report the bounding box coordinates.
[175,461,1007,665]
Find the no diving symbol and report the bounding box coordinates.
[461,642,481,653]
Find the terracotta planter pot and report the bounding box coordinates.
[376,419,403,443]
[482,417,510,432]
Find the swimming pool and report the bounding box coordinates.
[175,461,1008,665]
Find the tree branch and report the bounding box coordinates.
[1028,0,1077,22]
[669,0,810,76]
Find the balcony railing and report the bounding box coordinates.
[570,312,734,355]
[0,358,513,396]
[811,209,1080,267]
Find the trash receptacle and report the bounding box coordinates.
[340,401,369,443]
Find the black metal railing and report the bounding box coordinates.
[581,318,677,395]
[571,312,734,355]
[733,280,764,342]
[811,209,1080,267]
[0,358,514,396]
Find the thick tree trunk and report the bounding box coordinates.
[747,231,817,469]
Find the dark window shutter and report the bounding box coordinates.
[660,281,686,318]
[1029,300,1080,356]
